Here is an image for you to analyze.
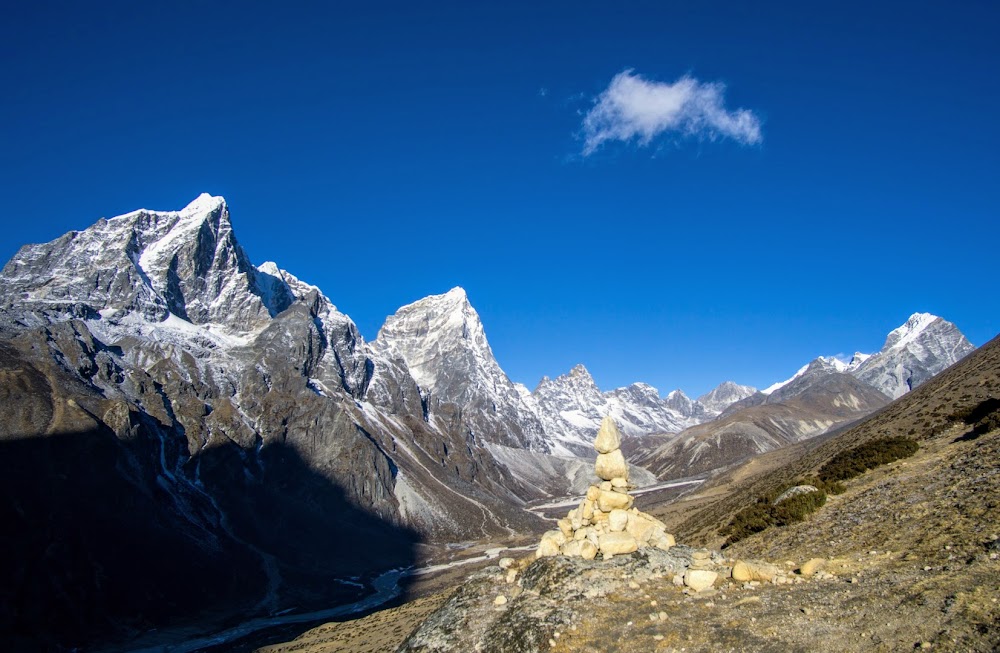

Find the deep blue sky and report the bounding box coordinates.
[2,1,997,397]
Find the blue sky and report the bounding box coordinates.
[2,1,998,397]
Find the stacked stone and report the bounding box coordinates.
[537,416,676,561]
[682,549,720,591]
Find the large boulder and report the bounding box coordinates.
[595,449,629,481]
[594,415,622,454]
[598,532,638,556]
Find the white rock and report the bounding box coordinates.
[598,531,638,556]
[732,560,779,583]
[684,569,718,592]
[595,449,629,481]
[609,509,629,532]
[594,416,622,454]
[597,489,634,512]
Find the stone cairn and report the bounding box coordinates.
[536,416,676,561]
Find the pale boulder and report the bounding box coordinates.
[732,560,779,583]
[684,569,718,592]
[598,531,638,556]
[608,509,629,532]
[536,530,567,558]
[595,449,629,481]
[625,513,657,543]
[652,532,676,550]
[594,415,622,454]
[561,540,587,557]
[597,489,634,512]
[580,540,599,560]
[799,558,827,577]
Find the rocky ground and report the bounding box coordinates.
[363,421,998,652]
[260,428,999,652]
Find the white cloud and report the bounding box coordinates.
[581,70,762,155]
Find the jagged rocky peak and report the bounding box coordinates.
[374,287,550,450]
[374,286,491,394]
[0,193,290,333]
[853,312,975,399]
[849,351,871,367]
[608,382,663,408]
[536,363,600,396]
[882,312,943,351]
[696,381,758,417]
[664,389,697,415]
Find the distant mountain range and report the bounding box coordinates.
[0,195,976,650]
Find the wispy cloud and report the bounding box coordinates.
[581,70,762,155]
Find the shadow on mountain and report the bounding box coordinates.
[0,424,419,653]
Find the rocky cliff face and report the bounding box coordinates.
[0,196,558,650]
[373,288,550,453]
[529,365,755,456]
[852,312,975,399]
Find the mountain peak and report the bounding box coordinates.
[855,313,974,399]
[883,312,940,351]
[697,380,758,416]
[182,193,227,214]
[374,288,492,394]
[443,286,467,300]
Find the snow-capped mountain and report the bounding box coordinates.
[372,287,550,452]
[853,313,976,399]
[0,195,575,648]
[635,313,976,480]
[696,381,758,416]
[754,315,973,403]
[0,193,980,651]
[529,365,756,455]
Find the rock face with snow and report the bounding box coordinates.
[373,288,549,452]
[635,315,975,480]
[0,196,552,650]
[0,194,978,651]
[530,365,754,456]
[696,381,758,417]
[852,313,975,399]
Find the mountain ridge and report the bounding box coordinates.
[0,194,980,650]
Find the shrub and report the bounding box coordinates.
[949,398,1000,426]
[818,437,918,483]
[974,411,1000,435]
[721,503,775,545]
[772,490,826,526]
[721,480,828,547]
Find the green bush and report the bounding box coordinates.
[949,398,1000,426]
[772,490,826,526]
[973,411,1000,435]
[818,437,918,483]
[721,503,776,545]
[721,481,828,547]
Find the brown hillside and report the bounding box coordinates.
[663,333,1000,546]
